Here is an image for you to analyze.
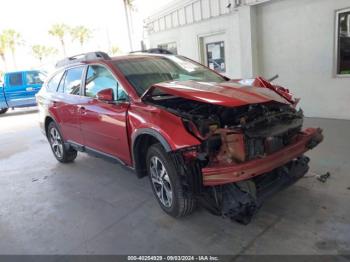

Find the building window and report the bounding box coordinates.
[336,8,350,76]
[206,41,226,73]
[157,42,178,54]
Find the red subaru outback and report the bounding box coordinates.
[37,50,323,224]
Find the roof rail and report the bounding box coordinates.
[130,48,173,55]
[55,51,111,68]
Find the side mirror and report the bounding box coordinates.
[97,88,114,102]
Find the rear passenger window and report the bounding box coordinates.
[47,71,64,92]
[62,67,84,95]
[8,73,23,86]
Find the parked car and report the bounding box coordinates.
[0,70,46,114]
[36,51,323,224]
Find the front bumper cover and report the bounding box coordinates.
[221,155,310,224]
[202,128,323,186]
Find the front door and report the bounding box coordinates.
[79,65,131,164]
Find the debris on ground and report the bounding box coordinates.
[32,178,39,182]
[316,172,331,183]
[304,171,331,183]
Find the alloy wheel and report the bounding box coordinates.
[149,156,173,208]
[49,127,63,158]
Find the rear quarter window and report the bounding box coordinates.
[47,71,64,92]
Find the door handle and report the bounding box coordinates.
[80,106,86,115]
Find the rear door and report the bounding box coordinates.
[79,64,131,164]
[51,66,85,144]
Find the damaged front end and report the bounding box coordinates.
[145,83,323,224]
[200,155,310,224]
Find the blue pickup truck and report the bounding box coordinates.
[0,70,46,114]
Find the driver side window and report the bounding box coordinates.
[85,65,127,101]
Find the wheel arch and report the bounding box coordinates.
[131,128,172,178]
[44,116,55,137]
[44,114,62,139]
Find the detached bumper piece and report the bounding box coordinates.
[199,155,310,225]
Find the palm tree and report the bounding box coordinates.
[32,45,58,62]
[0,34,8,70]
[123,0,135,51]
[2,29,22,69]
[70,26,92,47]
[48,24,70,56]
[109,45,121,56]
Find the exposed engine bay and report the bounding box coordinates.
[150,96,304,166]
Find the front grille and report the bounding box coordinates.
[245,138,265,160]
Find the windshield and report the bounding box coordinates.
[113,55,227,96]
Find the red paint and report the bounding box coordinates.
[49,93,85,144]
[144,80,290,107]
[79,99,131,164]
[96,88,114,101]
[252,77,295,104]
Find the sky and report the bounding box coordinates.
[0,0,173,72]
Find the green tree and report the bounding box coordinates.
[2,29,22,69]
[49,24,70,56]
[32,45,58,62]
[109,45,121,56]
[0,34,8,70]
[70,26,92,47]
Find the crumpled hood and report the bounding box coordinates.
[142,80,290,107]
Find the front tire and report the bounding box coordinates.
[47,121,77,163]
[146,143,196,217]
[0,108,8,114]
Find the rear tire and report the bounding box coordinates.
[146,143,196,217]
[0,108,8,114]
[47,121,77,163]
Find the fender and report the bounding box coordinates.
[131,128,172,153]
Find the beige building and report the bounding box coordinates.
[144,0,350,120]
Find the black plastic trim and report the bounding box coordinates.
[131,128,172,153]
[66,140,132,168]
